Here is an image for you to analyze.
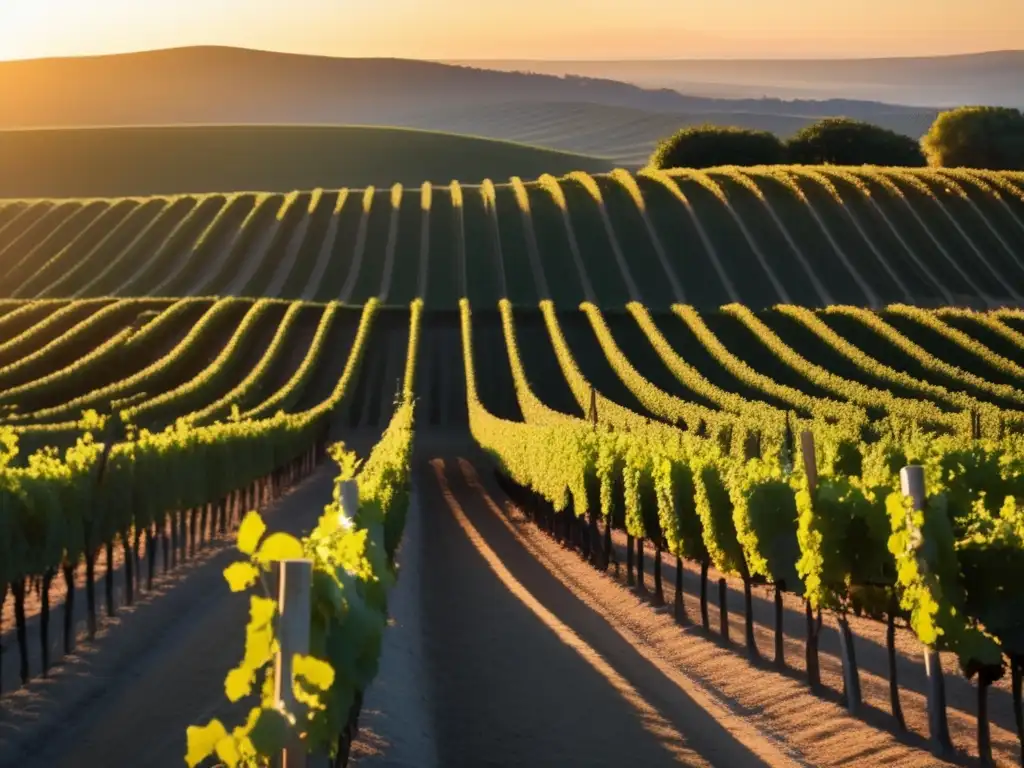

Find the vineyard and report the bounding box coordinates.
[2,167,1024,309]
[1,163,1024,768]
[0,285,1022,762]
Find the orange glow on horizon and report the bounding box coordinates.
[0,0,1021,62]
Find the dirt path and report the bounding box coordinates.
[299,208,343,301]
[602,529,1021,766]
[224,217,286,294]
[390,453,800,768]
[351,449,971,768]
[265,215,314,297]
[351,472,437,768]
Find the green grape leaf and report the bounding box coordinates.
[180,388,415,766]
[223,562,260,593]
[250,595,277,627]
[293,653,335,691]
[255,533,304,564]
[248,707,291,755]
[311,571,345,620]
[214,733,241,767]
[185,719,228,767]
[237,512,266,555]
[225,665,254,703]
[240,597,277,673]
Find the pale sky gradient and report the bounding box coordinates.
[0,0,1021,62]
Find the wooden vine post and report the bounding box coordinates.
[275,559,313,768]
[899,465,954,756]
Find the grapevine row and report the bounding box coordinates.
[463,300,1024,761]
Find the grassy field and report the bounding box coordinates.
[392,100,936,167]
[1,166,1022,310]
[0,124,614,198]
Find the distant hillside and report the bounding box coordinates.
[450,51,1024,108]
[0,125,613,198]
[394,100,936,167]
[0,45,938,132]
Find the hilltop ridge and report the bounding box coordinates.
[1,45,939,130]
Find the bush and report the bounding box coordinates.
[787,118,925,166]
[648,124,788,169]
[921,106,1024,170]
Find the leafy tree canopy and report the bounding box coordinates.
[648,124,787,169]
[922,106,1024,170]
[787,117,925,167]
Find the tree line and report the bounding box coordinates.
[649,106,1024,170]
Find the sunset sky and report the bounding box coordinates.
[0,0,1021,62]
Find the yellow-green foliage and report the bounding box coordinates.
[186,396,415,767]
[672,304,866,436]
[537,174,567,211]
[242,302,343,420]
[9,298,243,431]
[627,302,789,446]
[886,304,1024,387]
[509,176,531,214]
[448,180,463,209]
[183,302,305,426]
[582,302,729,438]
[464,298,590,516]
[610,168,646,211]
[0,299,191,409]
[122,300,274,427]
[826,306,1024,433]
[731,457,801,590]
[922,107,1024,171]
[727,304,972,437]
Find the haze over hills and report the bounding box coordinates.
[1,45,1012,180]
[395,100,932,167]
[2,45,940,132]
[448,51,1024,108]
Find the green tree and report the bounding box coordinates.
[648,124,787,169]
[787,117,925,166]
[921,106,1024,170]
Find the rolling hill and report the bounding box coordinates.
[0,45,939,130]
[1,166,1022,311]
[0,125,613,198]
[392,100,936,167]
[0,45,946,175]
[0,46,957,197]
[449,51,1024,108]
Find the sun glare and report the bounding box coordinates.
[0,0,1021,61]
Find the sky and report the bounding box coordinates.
[0,0,1021,62]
